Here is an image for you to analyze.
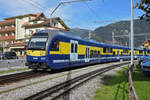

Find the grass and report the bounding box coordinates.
[133,66,150,100]
[93,66,129,100]
[0,68,29,74]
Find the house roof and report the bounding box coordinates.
[143,39,150,46]
[4,12,46,20]
[22,17,70,31]
[0,19,16,25]
[45,17,69,30]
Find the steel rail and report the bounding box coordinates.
[24,62,129,100]
[0,71,48,86]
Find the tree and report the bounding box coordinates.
[137,0,150,21]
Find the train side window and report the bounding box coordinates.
[103,47,112,53]
[103,47,106,53]
[110,48,112,53]
[51,39,60,51]
[71,43,74,53]
[98,51,100,55]
[113,52,115,56]
[94,51,96,57]
[90,50,94,58]
[121,52,123,56]
[148,50,150,54]
[139,50,143,54]
[75,44,78,53]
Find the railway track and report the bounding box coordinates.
[0,71,49,86]
[24,62,129,100]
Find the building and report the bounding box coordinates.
[143,39,150,48]
[0,12,69,58]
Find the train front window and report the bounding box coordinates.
[28,37,48,50]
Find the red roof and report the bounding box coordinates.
[0,19,15,25]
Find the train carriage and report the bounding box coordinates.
[26,30,148,71]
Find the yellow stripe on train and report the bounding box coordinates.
[50,42,70,54]
[26,50,46,56]
[50,42,86,55]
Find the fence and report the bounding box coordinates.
[0,59,26,69]
[128,64,138,100]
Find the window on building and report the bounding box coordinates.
[36,29,40,32]
[29,30,33,35]
[33,21,37,24]
[5,33,9,36]
[12,32,15,36]
[5,41,9,46]
[50,39,60,51]
[5,25,9,28]
[12,24,15,28]
[53,21,57,26]
[29,17,32,21]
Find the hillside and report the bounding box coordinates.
[82,19,150,47]
[69,28,90,36]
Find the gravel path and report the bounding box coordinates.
[0,61,128,100]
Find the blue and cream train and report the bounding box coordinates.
[26,30,150,70]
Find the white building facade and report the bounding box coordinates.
[0,12,69,58]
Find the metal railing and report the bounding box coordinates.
[0,59,26,69]
[128,64,138,100]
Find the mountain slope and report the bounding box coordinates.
[83,19,150,47]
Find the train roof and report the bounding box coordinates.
[35,30,139,50]
[55,30,130,49]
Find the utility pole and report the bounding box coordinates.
[129,32,131,48]
[89,30,92,39]
[112,31,115,44]
[131,0,134,65]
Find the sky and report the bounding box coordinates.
[0,0,143,30]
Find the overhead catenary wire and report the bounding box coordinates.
[56,0,60,3]
[50,0,92,16]
[30,0,45,9]
[83,2,100,19]
[83,1,116,26]
[23,0,44,11]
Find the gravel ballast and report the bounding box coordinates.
[0,62,128,100]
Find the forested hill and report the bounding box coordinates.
[81,19,150,47]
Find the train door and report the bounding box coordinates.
[70,40,78,61]
[85,47,90,62]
